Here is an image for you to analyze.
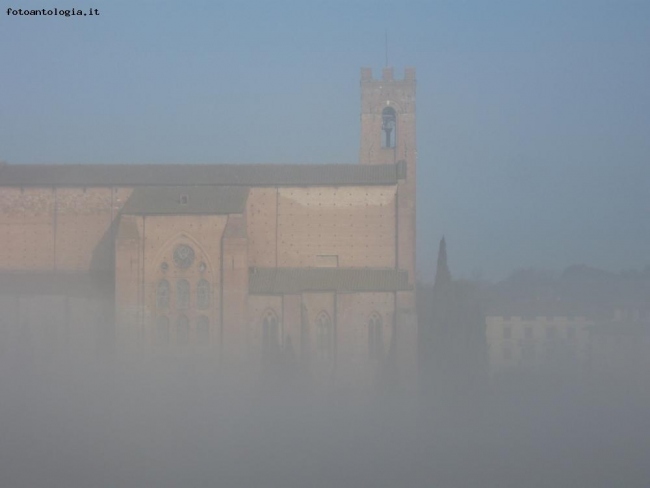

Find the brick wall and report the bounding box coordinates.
[245,291,396,385]
[0,188,55,270]
[336,292,395,385]
[247,185,397,269]
[246,188,277,267]
[0,186,132,272]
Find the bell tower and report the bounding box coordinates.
[359,66,416,167]
[360,66,418,387]
[359,66,416,286]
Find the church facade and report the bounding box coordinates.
[0,67,417,385]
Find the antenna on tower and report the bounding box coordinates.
[385,29,388,67]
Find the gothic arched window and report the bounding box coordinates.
[197,315,210,344]
[262,310,280,359]
[156,280,170,310]
[381,106,396,148]
[368,312,383,359]
[156,315,170,345]
[197,279,210,310]
[316,311,333,361]
[177,280,190,310]
[176,315,189,346]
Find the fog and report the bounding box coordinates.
[2,1,650,487]
[1,268,650,487]
[3,347,650,488]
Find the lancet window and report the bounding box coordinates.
[262,310,281,358]
[156,280,170,310]
[315,311,333,361]
[197,279,210,310]
[177,280,190,310]
[368,312,383,359]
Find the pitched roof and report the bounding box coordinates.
[0,163,400,187]
[121,186,248,215]
[249,267,411,294]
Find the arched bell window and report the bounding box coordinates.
[368,312,383,359]
[197,279,210,310]
[176,315,189,346]
[177,279,190,311]
[156,280,170,310]
[315,311,333,361]
[381,106,396,148]
[262,309,281,358]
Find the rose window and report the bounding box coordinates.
[173,244,195,269]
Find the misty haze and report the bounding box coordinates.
[1,2,649,487]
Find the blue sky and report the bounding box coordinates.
[2,0,649,281]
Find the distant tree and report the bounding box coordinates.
[420,238,488,404]
[434,237,452,289]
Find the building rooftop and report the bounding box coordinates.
[0,163,401,187]
[121,185,249,215]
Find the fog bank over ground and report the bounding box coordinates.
[2,346,650,488]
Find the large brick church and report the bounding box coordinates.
[0,67,418,385]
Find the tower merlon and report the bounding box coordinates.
[360,67,416,83]
[404,67,416,82]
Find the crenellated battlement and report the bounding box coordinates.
[360,66,416,83]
